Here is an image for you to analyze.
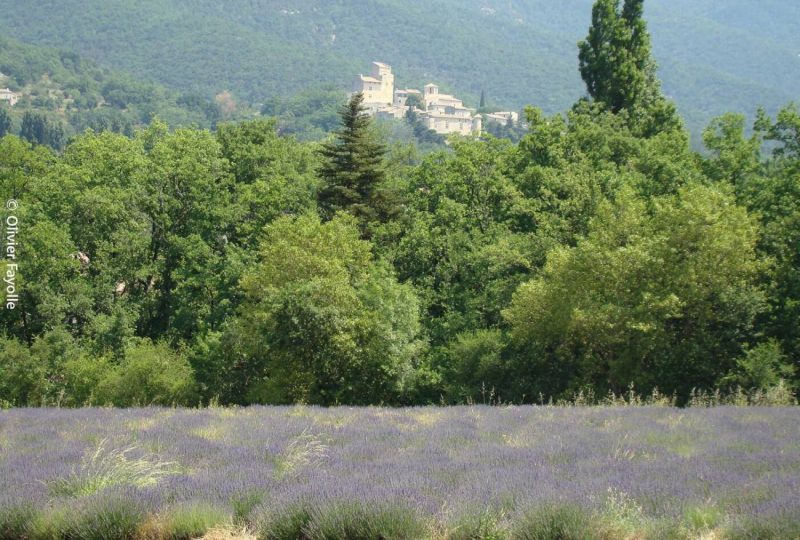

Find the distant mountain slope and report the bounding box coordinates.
[0,36,222,142]
[0,0,796,140]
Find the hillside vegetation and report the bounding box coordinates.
[0,0,797,140]
[0,36,225,146]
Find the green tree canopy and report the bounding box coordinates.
[225,213,424,405]
[504,184,765,400]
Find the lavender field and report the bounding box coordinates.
[1,406,799,539]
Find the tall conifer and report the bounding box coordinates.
[578,0,679,135]
[318,92,387,224]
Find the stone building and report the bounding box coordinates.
[421,83,482,135]
[0,88,19,106]
[483,111,519,125]
[353,61,395,110]
[352,62,482,136]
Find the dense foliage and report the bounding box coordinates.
[0,1,797,141]
[0,0,798,407]
[1,97,797,406]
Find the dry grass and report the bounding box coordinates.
[271,428,330,480]
[46,438,181,496]
[195,525,258,540]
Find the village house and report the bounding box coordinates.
[483,111,519,125]
[0,88,19,107]
[421,83,482,135]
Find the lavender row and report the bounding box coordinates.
[0,406,798,537]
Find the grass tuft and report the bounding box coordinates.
[46,438,181,497]
[271,428,329,480]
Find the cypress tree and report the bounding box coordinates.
[318,92,388,224]
[0,108,11,137]
[20,111,46,145]
[19,111,65,149]
[578,0,679,135]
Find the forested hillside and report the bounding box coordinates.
[0,36,225,147]
[0,0,797,141]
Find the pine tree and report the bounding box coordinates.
[479,90,486,110]
[318,92,388,224]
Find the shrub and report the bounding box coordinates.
[721,340,796,392]
[96,341,197,406]
[303,502,428,540]
[255,505,312,540]
[724,515,800,540]
[447,329,509,403]
[255,502,426,540]
[0,338,46,406]
[28,506,71,539]
[0,503,36,540]
[446,508,509,540]
[61,354,113,406]
[596,488,648,537]
[230,492,263,524]
[60,495,147,540]
[511,504,595,540]
[235,213,423,405]
[138,502,230,540]
[683,505,723,531]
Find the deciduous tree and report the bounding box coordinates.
[229,213,423,405]
[504,184,765,400]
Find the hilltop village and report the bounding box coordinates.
[353,61,518,136]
